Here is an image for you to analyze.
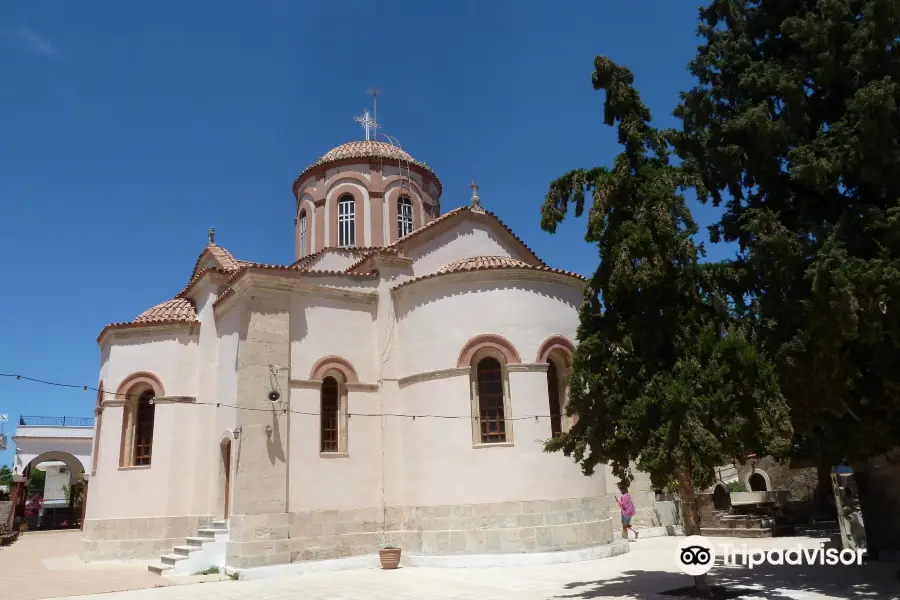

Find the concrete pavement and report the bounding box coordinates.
[36,535,899,600]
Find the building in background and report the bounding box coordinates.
[7,415,93,532]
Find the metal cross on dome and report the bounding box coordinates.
[353,109,380,141]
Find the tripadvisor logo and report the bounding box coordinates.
[720,542,864,569]
[676,536,864,575]
[677,536,717,576]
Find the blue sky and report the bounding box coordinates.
[0,1,728,466]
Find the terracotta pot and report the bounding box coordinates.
[379,547,401,569]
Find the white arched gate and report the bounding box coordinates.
[11,416,93,530]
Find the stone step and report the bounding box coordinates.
[161,553,188,566]
[212,520,227,529]
[173,545,200,556]
[148,564,174,575]
[198,528,225,538]
[187,536,215,547]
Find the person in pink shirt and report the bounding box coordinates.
[616,485,638,540]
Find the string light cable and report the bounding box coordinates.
[1,372,561,422]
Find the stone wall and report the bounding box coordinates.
[80,515,212,561]
[226,294,292,568]
[225,497,613,568]
[737,457,819,500]
[0,501,11,528]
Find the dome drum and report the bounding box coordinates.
[293,141,442,258]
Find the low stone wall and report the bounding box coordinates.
[654,500,681,527]
[226,497,613,569]
[80,515,213,561]
[730,491,791,505]
[0,501,11,528]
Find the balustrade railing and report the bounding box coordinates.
[18,416,95,427]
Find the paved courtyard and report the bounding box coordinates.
[0,530,168,600]
[13,535,894,600]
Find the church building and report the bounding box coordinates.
[81,131,620,571]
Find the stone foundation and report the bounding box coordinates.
[80,515,213,561]
[226,497,613,568]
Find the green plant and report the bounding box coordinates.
[0,465,12,487]
[726,482,747,493]
[540,55,792,595]
[193,566,220,576]
[63,473,85,507]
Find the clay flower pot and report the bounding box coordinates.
[379,546,401,569]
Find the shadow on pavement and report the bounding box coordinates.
[556,558,900,599]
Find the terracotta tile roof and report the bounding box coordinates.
[190,243,245,277]
[212,263,380,309]
[293,140,439,192]
[176,266,231,298]
[292,246,383,269]
[133,298,197,323]
[390,206,545,266]
[97,298,199,342]
[440,256,532,272]
[393,255,586,291]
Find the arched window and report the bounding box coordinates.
[299,210,308,257]
[321,377,339,452]
[476,357,506,443]
[338,195,355,247]
[121,386,156,467]
[397,196,413,238]
[547,360,563,437]
[133,391,155,465]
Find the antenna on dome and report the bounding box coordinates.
[367,87,379,133]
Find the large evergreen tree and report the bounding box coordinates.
[541,56,792,594]
[674,0,900,469]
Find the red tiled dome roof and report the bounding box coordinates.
[393,255,586,291]
[439,256,531,273]
[320,140,417,165]
[133,298,196,324]
[294,140,438,191]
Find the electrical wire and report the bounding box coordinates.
[0,372,560,422]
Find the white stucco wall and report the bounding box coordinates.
[88,328,208,520]
[397,372,603,506]
[101,330,200,399]
[405,220,534,278]
[306,250,366,272]
[287,386,382,512]
[394,279,582,376]
[289,295,377,383]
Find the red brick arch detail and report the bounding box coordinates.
[536,335,576,368]
[309,356,359,383]
[114,371,165,401]
[457,334,521,367]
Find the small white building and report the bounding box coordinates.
[83,139,622,569]
[35,461,71,508]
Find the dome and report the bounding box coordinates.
[320,140,416,165]
[439,256,532,273]
[295,140,437,186]
[133,298,196,324]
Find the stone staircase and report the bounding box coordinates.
[701,502,796,538]
[147,520,228,576]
